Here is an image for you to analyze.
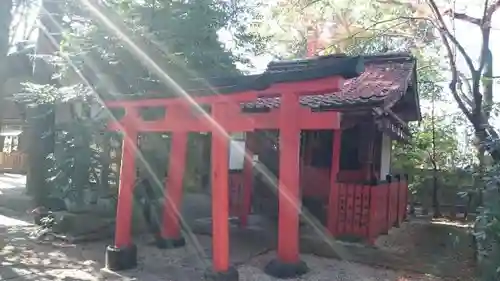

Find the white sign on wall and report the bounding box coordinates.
[229,137,246,170]
[379,133,392,180]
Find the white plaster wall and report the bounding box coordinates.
[229,133,246,170]
[379,133,392,180]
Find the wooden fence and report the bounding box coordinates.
[0,152,28,173]
[333,175,408,243]
[227,172,409,244]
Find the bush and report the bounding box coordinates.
[474,139,500,281]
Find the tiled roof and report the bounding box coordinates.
[241,53,416,111]
[1,98,24,120]
[112,54,365,99]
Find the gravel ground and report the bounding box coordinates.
[240,252,444,281]
[0,174,473,281]
[0,223,449,281]
[375,218,476,279]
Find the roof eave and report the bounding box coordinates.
[311,99,383,112]
[411,62,422,122]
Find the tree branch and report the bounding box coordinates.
[377,0,418,12]
[443,10,481,25]
[323,16,428,52]
[385,0,477,81]
[435,23,474,125]
[478,0,500,74]
[426,150,438,170]
[427,0,477,74]
[484,0,500,23]
[426,0,484,117]
[457,72,474,109]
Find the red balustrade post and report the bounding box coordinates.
[105,113,139,271]
[158,130,188,249]
[327,128,342,236]
[367,178,379,245]
[264,93,308,279]
[204,102,239,281]
[383,174,392,234]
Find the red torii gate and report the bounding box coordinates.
[103,55,364,280]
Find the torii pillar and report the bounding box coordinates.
[204,102,239,281]
[327,129,342,235]
[157,118,188,249]
[239,132,255,228]
[105,113,139,271]
[264,93,308,278]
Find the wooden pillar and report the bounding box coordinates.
[240,133,254,228]
[264,93,308,279]
[277,93,300,263]
[327,128,342,236]
[204,102,239,280]
[158,130,188,248]
[114,127,138,248]
[363,124,376,181]
[212,114,230,271]
[105,115,139,271]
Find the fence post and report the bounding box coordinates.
[403,174,409,221]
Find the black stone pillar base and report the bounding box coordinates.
[105,244,137,271]
[203,266,239,281]
[155,236,186,249]
[263,259,308,279]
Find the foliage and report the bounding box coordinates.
[253,0,436,58]
[413,1,500,278]
[56,0,267,98]
[0,1,14,130]
[392,113,470,202]
[417,0,500,161]
[16,83,92,105]
[392,115,462,171]
[0,0,39,128]
[45,118,110,208]
[12,0,266,208]
[255,0,469,208]
[474,138,500,281]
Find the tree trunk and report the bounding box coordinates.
[432,167,441,218]
[25,0,62,206]
[431,91,440,218]
[474,48,493,206]
[100,132,111,192]
[0,1,13,149]
[0,1,10,77]
[474,144,485,206]
[71,100,95,209]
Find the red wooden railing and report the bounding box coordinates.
[367,180,389,240]
[333,175,409,244]
[336,182,371,237]
[227,171,409,244]
[228,172,245,217]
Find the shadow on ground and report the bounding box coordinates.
[0,224,450,281]
[375,218,476,279]
[0,173,476,280]
[0,174,32,220]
